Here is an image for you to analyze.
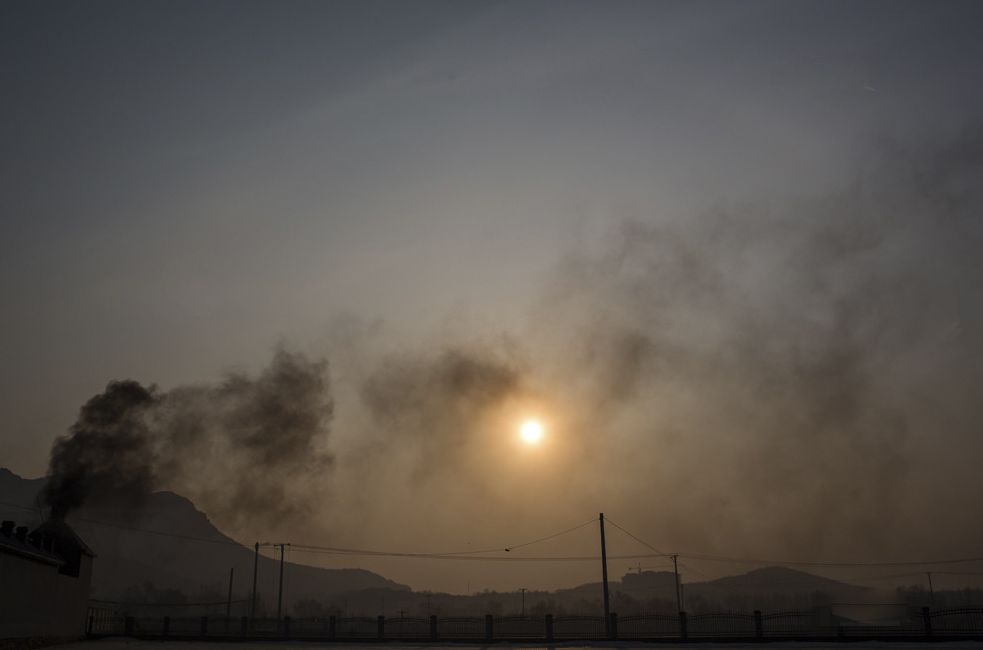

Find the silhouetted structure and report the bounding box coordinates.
[0,519,94,643]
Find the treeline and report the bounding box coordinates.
[103,582,983,620]
[283,587,846,618]
[107,581,252,619]
[896,584,983,609]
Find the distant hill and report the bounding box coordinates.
[2,468,898,616]
[0,468,407,614]
[707,565,867,595]
[0,468,46,515]
[557,566,878,614]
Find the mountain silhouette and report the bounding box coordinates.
[0,468,406,613]
[2,468,892,615]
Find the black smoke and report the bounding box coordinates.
[43,349,333,526]
[40,129,983,585]
[44,380,159,521]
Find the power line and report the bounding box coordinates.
[603,516,667,556]
[933,571,983,576]
[68,515,244,546]
[853,571,938,583]
[585,516,983,570]
[677,552,983,568]
[676,561,712,583]
[288,545,599,561]
[503,518,597,552]
[8,505,983,571]
[290,517,599,559]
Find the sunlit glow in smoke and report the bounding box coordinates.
[520,420,544,444]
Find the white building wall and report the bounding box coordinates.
[0,551,91,640]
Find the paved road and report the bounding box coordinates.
[47,638,983,650]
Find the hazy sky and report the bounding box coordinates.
[3,0,983,594]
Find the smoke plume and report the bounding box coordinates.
[44,349,333,527]
[517,130,983,561]
[330,129,983,586]
[360,347,523,475]
[39,129,983,591]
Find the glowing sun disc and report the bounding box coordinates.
[520,420,543,443]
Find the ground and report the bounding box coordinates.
[45,639,983,650]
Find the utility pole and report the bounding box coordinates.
[672,554,682,613]
[277,543,289,623]
[253,541,288,623]
[519,588,528,616]
[251,543,259,620]
[927,572,935,606]
[226,567,235,620]
[599,513,611,637]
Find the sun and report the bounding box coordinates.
[520,420,544,444]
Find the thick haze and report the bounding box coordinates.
[3,1,983,593]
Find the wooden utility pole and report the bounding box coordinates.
[277,543,288,622]
[252,541,288,623]
[599,513,611,637]
[226,567,235,619]
[672,554,682,612]
[251,543,259,620]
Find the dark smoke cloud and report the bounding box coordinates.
[359,347,524,478]
[523,129,983,561]
[40,129,983,589]
[325,131,983,584]
[44,380,159,520]
[44,350,333,527]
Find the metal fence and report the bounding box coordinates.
[88,605,983,642]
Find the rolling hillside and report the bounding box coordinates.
[0,468,406,614]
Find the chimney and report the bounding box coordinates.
[0,520,13,537]
[15,526,28,543]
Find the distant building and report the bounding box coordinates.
[621,569,678,592]
[0,519,94,643]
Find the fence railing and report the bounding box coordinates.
[88,605,983,642]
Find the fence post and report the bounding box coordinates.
[754,610,763,641]
[240,616,248,636]
[87,615,93,635]
[486,614,494,641]
[328,615,336,640]
[378,615,385,640]
[200,616,208,638]
[124,617,134,636]
[162,616,170,638]
[545,614,553,641]
[430,615,437,641]
[609,612,618,640]
[283,616,291,638]
[922,606,932,639]
[678,611,687,641]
